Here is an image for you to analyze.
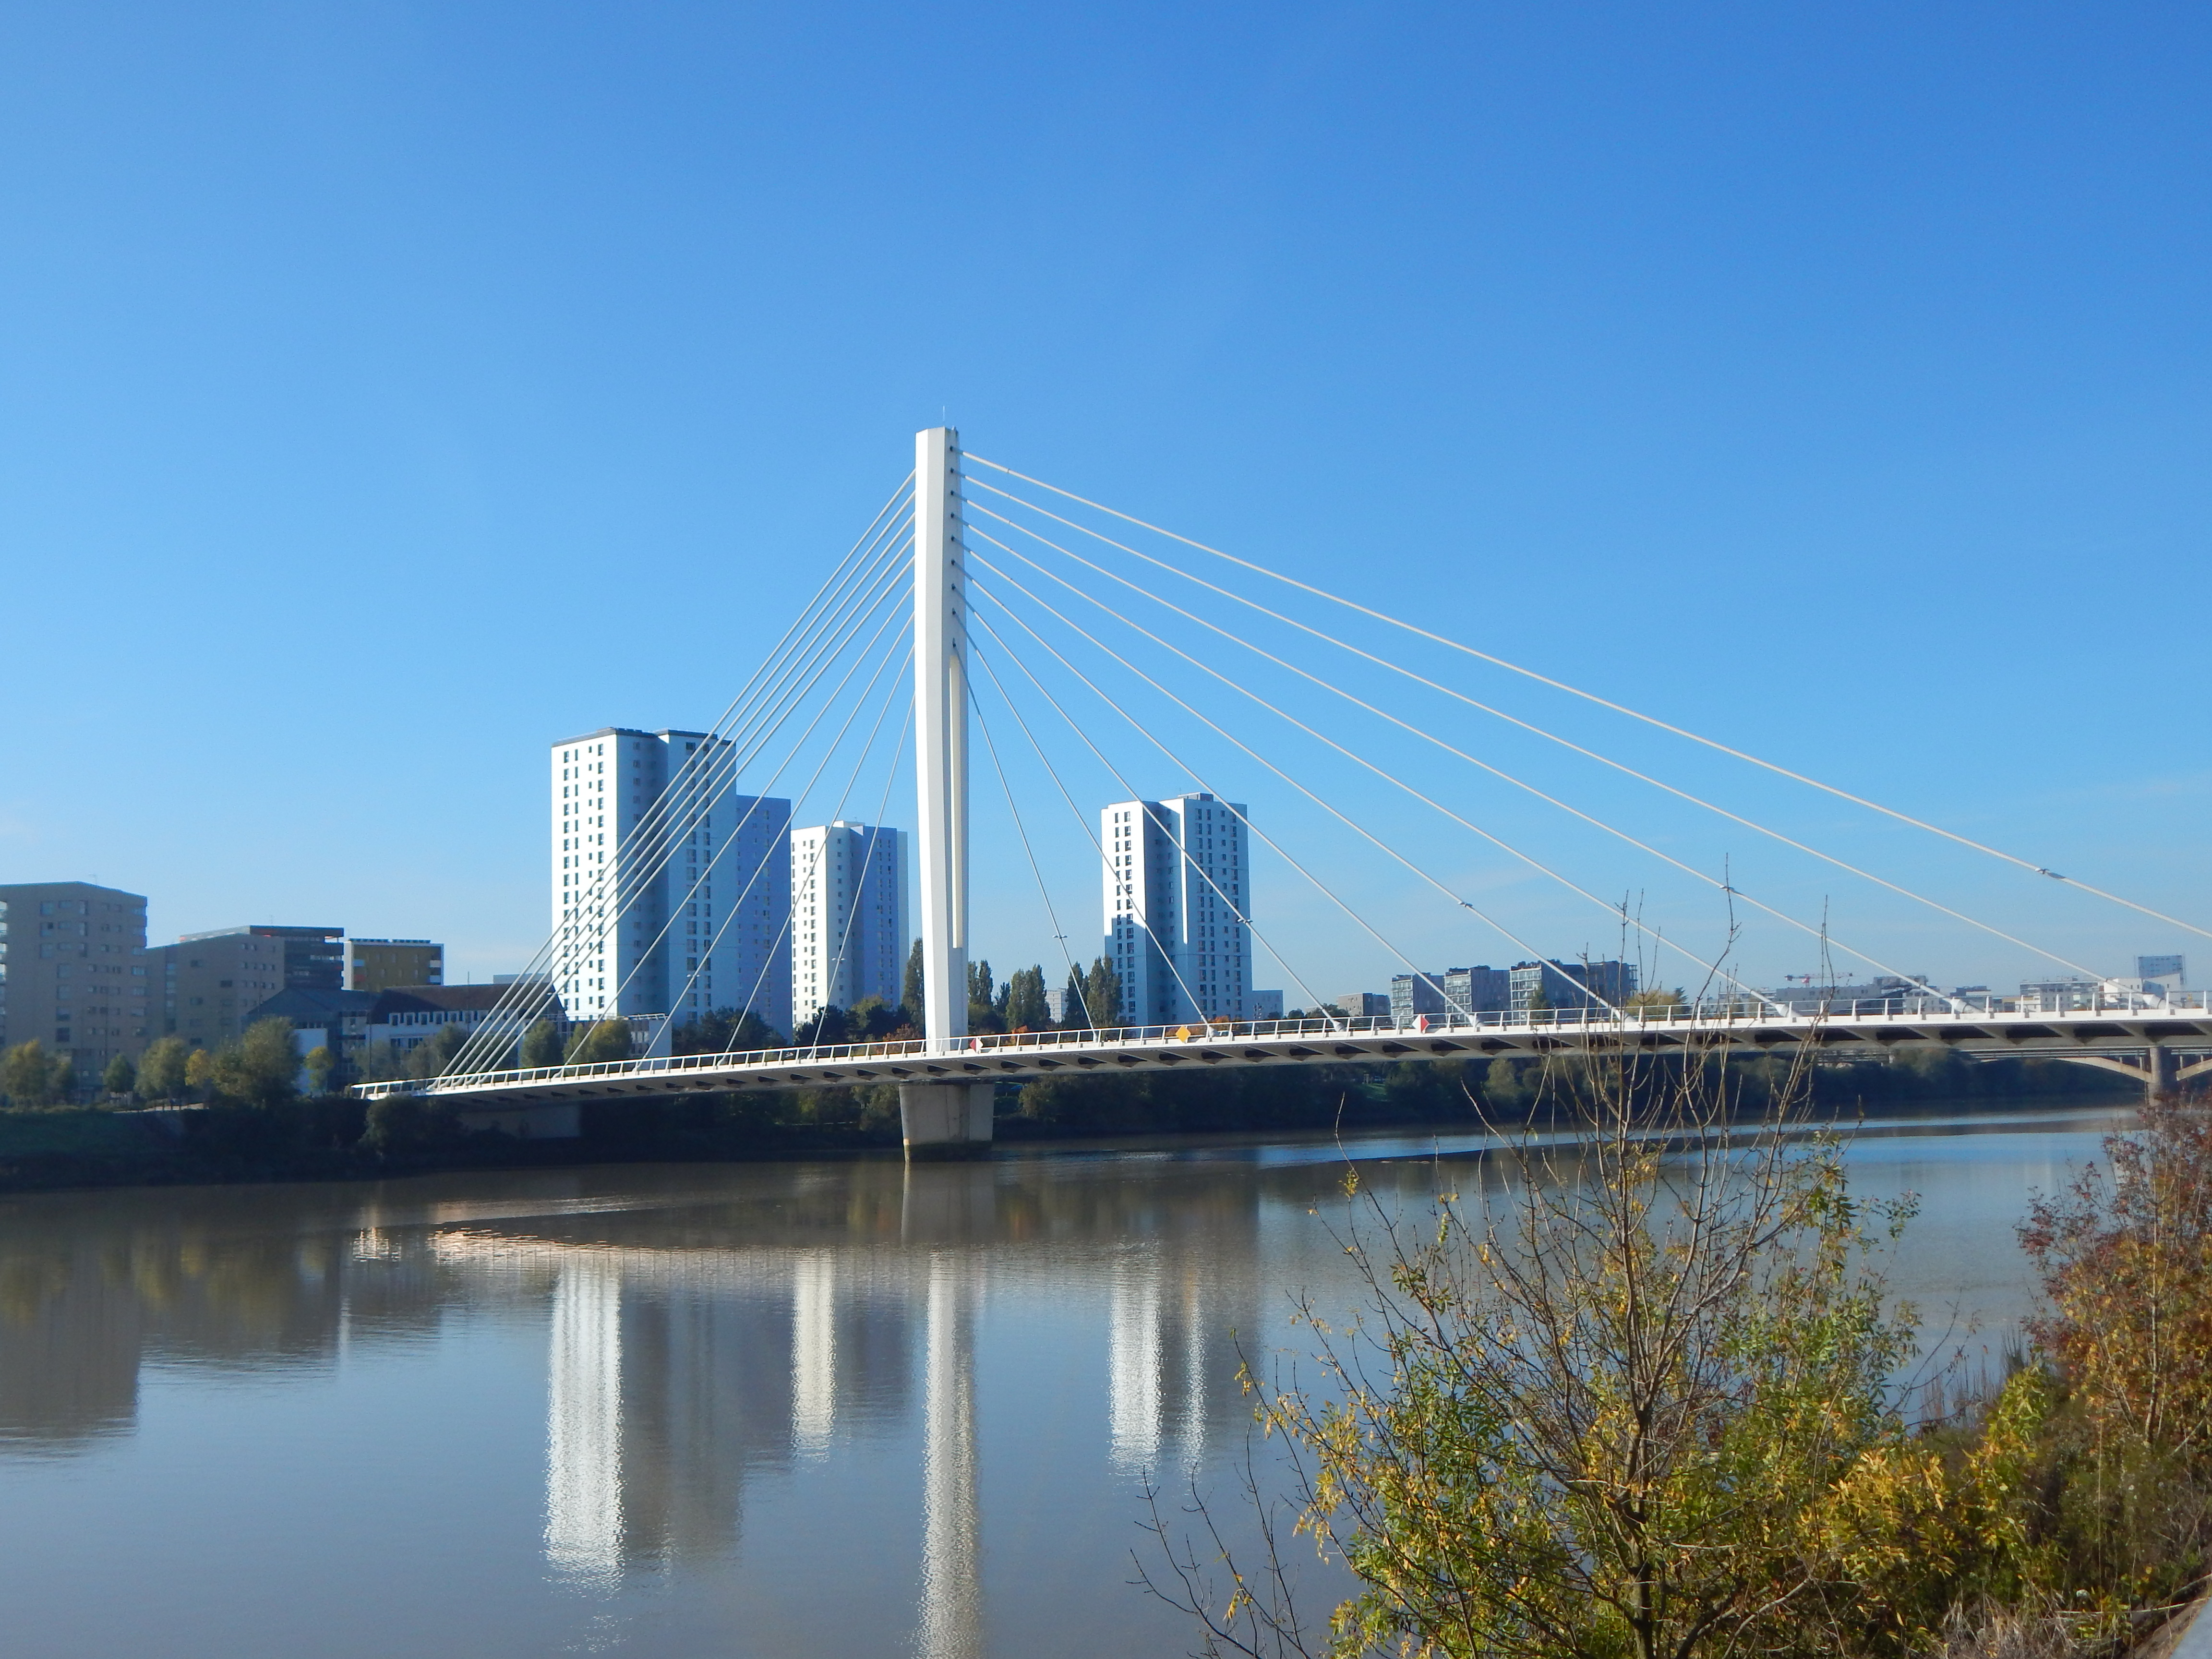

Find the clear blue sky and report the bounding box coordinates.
[3,2,2206,997]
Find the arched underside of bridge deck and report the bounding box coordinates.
[364,1011,2212,1114]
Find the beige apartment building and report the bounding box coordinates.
[343,938,444,994]
[146,924,344,1049]
[0,881,153,1075]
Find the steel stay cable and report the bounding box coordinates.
[967,677,1095,1033]
[962,644,1147,1029]
[974,607,1384,1023]
[577,512,914,928]
[446,541,913,1075]
[973,524,1773,1010]
[973,606,1446,1021]
[965,633,1282,1024]
[717,658,916,1055]
[814,704,917,1036]
[972,565,1633,1018]
[606,524,913,924]
[965,457,2210,947]
[969,520,1967,1007]
[478,559,912,1075]
[669,673,906,1047]
[591,589,916,1044]
[586,540,913,949]
[444,505,913,1074]
[967,488,2116,985]
[701,672,913,1057]
[549,547,912,1011]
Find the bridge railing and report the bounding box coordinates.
[349,989,2212,1100]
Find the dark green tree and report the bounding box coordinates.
[520,1019,565,1069]
[2,1039,58,1106]
[847,997,906,1041]
[352,1041,407,1083]
[137,1036,190,1103]
[403,1023,472,1082]
[209,1017,301,1108]
[793,1005,852,1047]
[565,1020,633,1065]
[1004,965,1049,1031]
[673,1008,784,1054]
[901,938,925,1024]
[103,1053,137,1097]
[967,960,1004,1033]
[1082,956,1124,1028]
[1061,964,1092,1029]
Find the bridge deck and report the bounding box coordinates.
[359,1003,2212,1108]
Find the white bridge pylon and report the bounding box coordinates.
[899,427,992,1154]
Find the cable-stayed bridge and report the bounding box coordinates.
[359,429,2212,1149]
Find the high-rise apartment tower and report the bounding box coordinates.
[550,728,793,1034]
[0,882,151,1072]
[1099,793,1253,1024]
[790,821,908,1028]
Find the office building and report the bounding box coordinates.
[790,821,908,1027]
[1763,975,1939,1014]
[1391,972,1448,1024]
[2138,955,2187,997]
[1334,991,1391,1020]
[0,882,152,1074]
[1389,966,1509,1024]
[1100,793,1253,1024]
[1509,959,1638,1015]
[345,938,444,993]
[243,987,380,1074]
[365,985,549,1058]
[143,924,344,1050]
[1446,966,1510,1016]
[551,727,793,1035]
[1250,989,1284,1020]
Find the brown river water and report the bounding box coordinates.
[0,1100,2134,1658]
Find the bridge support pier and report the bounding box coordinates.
[899,1082,993,1159]
[2148,1041,2178,1103]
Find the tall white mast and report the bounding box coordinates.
[912,427,969,1055]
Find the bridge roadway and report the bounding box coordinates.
[361,998,2212,1109]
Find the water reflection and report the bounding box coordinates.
[545,1254,623,1583]
[0,1105,2135,1659]
[921,1253,981,1659]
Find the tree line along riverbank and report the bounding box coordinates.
[0,1010,2137,1194]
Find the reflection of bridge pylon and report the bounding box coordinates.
[919,1251,982,1659]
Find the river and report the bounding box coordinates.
[0,1100,2135,1658]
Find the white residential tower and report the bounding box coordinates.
[789,820,909,1028]
[550,728,793,1035]
[1099,793,1253,1025]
